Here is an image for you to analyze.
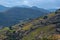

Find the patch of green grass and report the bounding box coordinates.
[22,24,55,40]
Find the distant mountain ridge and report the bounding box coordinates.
[48,9,57,12]
[0,5,50,26]
[31,6,50,13]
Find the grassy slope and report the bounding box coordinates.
[21,13,56,40]
[22,24,55,40]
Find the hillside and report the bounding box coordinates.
[0,7,50,26]
[0,9,60,40]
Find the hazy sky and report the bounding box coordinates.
[0,0,60,9]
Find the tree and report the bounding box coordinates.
[55,9,60,14]
[43,16,48,19]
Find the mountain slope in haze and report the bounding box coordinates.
[31,6,50,13]
[48,9,57,12]
[0,7,50,26]
[0,5,9,12]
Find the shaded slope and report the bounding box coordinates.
[0,7,49,26]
